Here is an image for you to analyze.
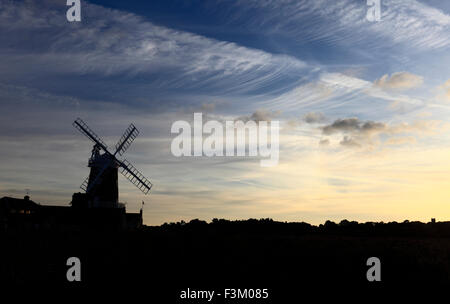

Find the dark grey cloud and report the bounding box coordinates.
[340,136,361,148]
[322,117,381,149]
[327,178,350,187]
[319,117,437,149]
[322,118,360,134]
[303,112,326,124]
[319,139,330,146]
[237,109,281,122]
[322,118,386,136]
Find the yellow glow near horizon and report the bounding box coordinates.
[133,141,450,225]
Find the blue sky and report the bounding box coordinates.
[1,0,450,224]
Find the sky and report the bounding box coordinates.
[1,0,450,225]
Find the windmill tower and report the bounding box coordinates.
[73,118,152,208]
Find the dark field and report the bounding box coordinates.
[1,219,450,298]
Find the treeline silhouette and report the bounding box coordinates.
[148,218,449,237]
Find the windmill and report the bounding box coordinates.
[73,118,152,208]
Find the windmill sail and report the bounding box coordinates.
[80,176,90,191]
[119,159,152,194]
[73,118,109,152]
[114,123,139,156]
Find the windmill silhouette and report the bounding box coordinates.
[73,118,152,208]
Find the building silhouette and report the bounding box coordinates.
[0,194,142,232]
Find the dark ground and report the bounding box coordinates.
[1,218,449,299]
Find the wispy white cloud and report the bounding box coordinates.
[256,72,428,117]
[0,0,308,97]
[227,0,450,51]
